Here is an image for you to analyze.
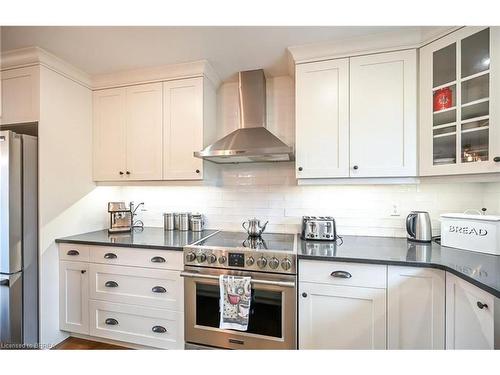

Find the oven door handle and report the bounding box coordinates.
[180,271,295,288]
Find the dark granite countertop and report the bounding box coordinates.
[298,236,500,298]
[56,227,218,251]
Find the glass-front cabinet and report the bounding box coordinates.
[420,27,500,176]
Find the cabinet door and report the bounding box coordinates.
[295,59,349,178]
[59,261,89,335]
[387,266,445,349]
[163,78,203,180]
[299,282,386,349]
[446,272,494,349]
[0,66,39,125]
[93,88,127,181]
[420,27,500,176]
[350,50,417,177]
[125,83,163,180]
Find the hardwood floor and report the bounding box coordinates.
[53,337,129,350]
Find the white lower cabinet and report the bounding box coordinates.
[299,260,387,349]
[59,261,89,335]
[446,272,495,349]
[59,245,184,349]
[89,300,184,350]
[387,266,445,349]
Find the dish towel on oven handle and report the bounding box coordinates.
[219,275,252,331]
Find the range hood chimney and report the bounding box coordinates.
[194,69,294,163]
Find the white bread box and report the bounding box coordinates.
[440,213,500,255]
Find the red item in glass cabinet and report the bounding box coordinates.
[433,87,453,111]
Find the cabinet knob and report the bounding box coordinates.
[298,167,303,171]
[195,169,200,174]
[104,253,117,259]
[477,301,488,309]
[119,171,124,175]
[126,171,131,175]
[301,292,308,298]
[67,250,79,256]
[80,270,86,274]
[353,165,359,170]
[494,156,500,162]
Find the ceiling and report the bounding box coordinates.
[1,26,443,81]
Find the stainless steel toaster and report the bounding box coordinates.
[301,216,337,241]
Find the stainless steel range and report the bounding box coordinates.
[181,231,297,350]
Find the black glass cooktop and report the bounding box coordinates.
[194,231,296,252]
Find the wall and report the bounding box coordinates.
[38,66,118,346]
[119,76,491,238]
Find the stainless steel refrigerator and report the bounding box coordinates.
[0,130,38,348]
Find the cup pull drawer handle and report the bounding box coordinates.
[151,256,166,263]
[152,325,167,333]
[105,281,119,288]
[104,253,117,259]
[67,250,79,256]
[152,286,167,293]
[330,270,352,279]
[105,318,119,326]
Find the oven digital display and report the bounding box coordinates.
[228,253,245,267]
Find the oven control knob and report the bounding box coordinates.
[196,253,207,263]
[246,256,255,266]
[208,253,217,264]
[269,257,279,269]
[186,252,196,262]
[257,256,267,269]
[218,255,227,264]
[281,258,292,271]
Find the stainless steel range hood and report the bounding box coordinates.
[194,69,294,163]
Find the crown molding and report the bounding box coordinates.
[1,46,92,88]
[91,59,221,90]
[288,26,462,65]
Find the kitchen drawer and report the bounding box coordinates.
[89,246,183,271]
[299,260,387,289]
[59,244,90,262]
[89,264,183,311]
[89,300,184,349]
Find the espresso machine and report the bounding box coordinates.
[108,202,132,233]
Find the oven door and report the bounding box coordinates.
[182,266,296,350]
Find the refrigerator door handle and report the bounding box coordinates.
[0,278,9,287]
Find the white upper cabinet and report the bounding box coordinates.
[420,27,500,176]
[387,266,445,349]
[163,77,204,180]
[0,66,40,125]
[93,87,127,181]
[350,50,417,177]
[446,272,495,349]
[93,83,162,181]
[125,83,163,180]
[295,59,350,178]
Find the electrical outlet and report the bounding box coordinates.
[390,203,400,217]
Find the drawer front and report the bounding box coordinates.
[59,244,90,262]
[299,260,387,289]
[89,246,183,270]
[89,264,183,311]
[89,300,184,349]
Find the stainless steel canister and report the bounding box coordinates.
[179,213,190,231]
[163,213,174,231]
[173,213,180,230]
[190,214,204,232]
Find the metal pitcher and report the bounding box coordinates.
[242,218,268,237]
